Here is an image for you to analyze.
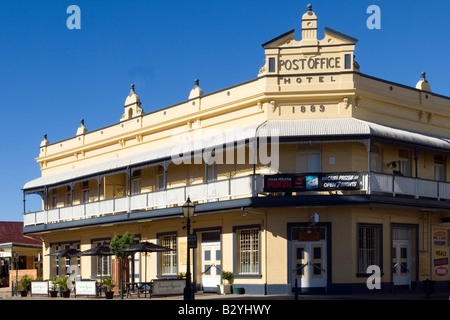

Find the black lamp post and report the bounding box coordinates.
[182,197,195,300]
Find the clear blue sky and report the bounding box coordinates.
[1,1,449,221]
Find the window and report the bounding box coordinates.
[132,170,141,194]
[398,149,410,177]
[82,181,89,204]
[370,143,381,172]
[297,144,321,173]
[156,165,165,190]
[159,234,177,275]
[50,242,80,277]
[344,54,352,69]
[434,155,446,182]
[82,189,89,203]
[236,227,260,275]
[358,224,381,274]
[206,164,218,182]
[268,57,275,72]
[51,190,57,209]
[93,240,111,277]
[65,186,72,207]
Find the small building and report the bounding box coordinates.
[22,5,450,296]
[0,221,42,287]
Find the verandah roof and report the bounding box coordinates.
[23,118,450,191]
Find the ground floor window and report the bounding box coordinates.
[357,224,382,274]
[50,242,80,277]
[235,226,260,275]
[93,239,111,277]
[159,233,177,275]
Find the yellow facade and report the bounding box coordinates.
[23,5,450,295]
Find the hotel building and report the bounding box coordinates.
[23,5,450,295]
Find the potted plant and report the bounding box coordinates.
[218,270,233,295]
[18,274,33,297]
[49,276,58,297]
[57,275,70,298]
[101,276,115,299]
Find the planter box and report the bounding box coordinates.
[217,284,233,295]
[62,290,71,298]
[233,287,245,294]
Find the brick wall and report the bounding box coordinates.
[8,269,38,290]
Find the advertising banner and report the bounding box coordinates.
[263,172,360,192]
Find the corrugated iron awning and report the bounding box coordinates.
[256,118,450,150]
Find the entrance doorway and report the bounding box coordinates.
[291,227,327,292]
[200,231,221,292]
[392,228,412,287]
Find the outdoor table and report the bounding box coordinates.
[126,282,152,298]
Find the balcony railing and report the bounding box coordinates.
[24,175,264,226]
[23,172,450,227]
[362,172,450,200]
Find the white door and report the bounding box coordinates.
[201,242,222,292]
[292,240,326,290]
[392,240,411,286]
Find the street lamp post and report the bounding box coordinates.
[182,197,195,300]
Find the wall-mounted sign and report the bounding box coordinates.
[188,234,197,249]
[263,172,360,193]
[435,249,447,257]
[277,54,352,72]
[434,257,449,267]
[433,231,447,245]
[435,266,448,277]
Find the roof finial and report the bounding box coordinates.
[40,134,49,147]
[421,72,426,81]
[189,78,204,99]
[129,84,136,96]
[416,71,431,92]
[307,4,313,13]
[76,118,87,135]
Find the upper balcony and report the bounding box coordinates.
[23,172,450,228]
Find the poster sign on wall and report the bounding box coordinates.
[432,230,450,279]
[433,231,447,245]
[263,172,360,193]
